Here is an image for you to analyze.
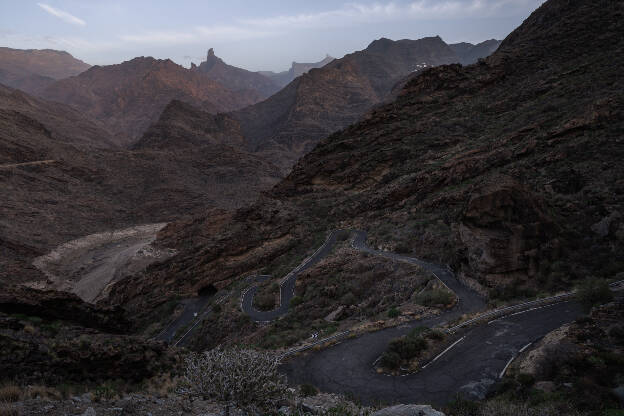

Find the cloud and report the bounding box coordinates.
[240,0,544,29]
[119,25,276,46]
[37,3,86,26]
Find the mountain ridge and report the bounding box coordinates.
[0,47,90,96]
[40,56,259,146]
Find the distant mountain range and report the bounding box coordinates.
[259,55,335,87]
[0,47,90,96]
[192,48,281,100]
[40,57,259,146]
[449,39,502,65]
[144,36,501,172]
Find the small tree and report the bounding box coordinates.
[179,346,288,415]
[577,277,613,312]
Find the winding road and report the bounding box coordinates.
[241,230,485,321]
[237,229,598,405]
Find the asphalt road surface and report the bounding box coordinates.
[241,230,352,321]
[283,300,584,405]
[241,230,485,321]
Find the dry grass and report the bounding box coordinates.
[23,385,62,400]
[0,403,19,416]
[144,373,179,398]
[477,400,585,416]
[0,385,21,403]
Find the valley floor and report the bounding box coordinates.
[30,223,174,303]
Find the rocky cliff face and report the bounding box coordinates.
[0,47,90,96]
[193,48,281,100]
[41,57,257,146]
[108,0,624,321]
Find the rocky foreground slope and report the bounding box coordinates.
[108,0,623,325]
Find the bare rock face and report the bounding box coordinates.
[194,48,281,100]
[459,176,558,285]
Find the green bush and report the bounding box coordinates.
[388,336,427,360]
[426,329,446,340]
[416,289,455,306]
[299,383,318,397]
[380,351,402,370]
[576,277,613,311]
[290,296,303,307]
[388,307,400,318]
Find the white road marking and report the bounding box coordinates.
[422,336,465,369]
[372,355,383,366]
[519,342,532,353]
[499,355,516,379]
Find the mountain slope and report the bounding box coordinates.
[0,47,90,95]
[41,57,257,146]
[0,85,282,284]
[108,0,624,333]
[193,48,281,100]
[132,99,245,150]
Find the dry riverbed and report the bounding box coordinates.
[30,223,175,303]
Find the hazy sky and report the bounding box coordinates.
[0,0,545,72]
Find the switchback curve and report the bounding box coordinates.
[241,229,486,321]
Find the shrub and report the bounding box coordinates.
[0,403,19,416]
[0,385,21,402]
[299,383,318,397]
[254,291,277,311]
[415,289,456,307]
[212,304,222,314]
[426,329,446,341]
[180,346,288,416]
[388,336,427,360]
[517,373,535,388]
[290,296,303,307]
[387,307,400,318]
[379,351,402,370]
[576,277,613,311]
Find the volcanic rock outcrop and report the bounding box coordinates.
[193,48,281,100]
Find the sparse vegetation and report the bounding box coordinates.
[179,346,288,416]
[415,288,455,307]
[0,385,21,403]
[576,278,613,311]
